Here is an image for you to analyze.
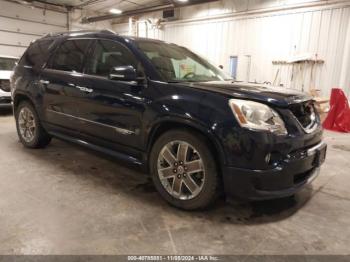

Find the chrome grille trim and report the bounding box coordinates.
[289,101,319,134]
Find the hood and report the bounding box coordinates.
[181,81,312,107]
[0,71,12,80]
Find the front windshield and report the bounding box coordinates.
[0,57,17,71]
[136,40,231,83]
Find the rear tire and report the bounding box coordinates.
[15,101,51,148]
[150,129,220,210]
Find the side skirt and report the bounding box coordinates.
[49,131,144,168]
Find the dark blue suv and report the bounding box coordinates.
[11,30,326,210]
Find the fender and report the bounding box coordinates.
[145,115,227,167]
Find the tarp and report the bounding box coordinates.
[323,88,350,132]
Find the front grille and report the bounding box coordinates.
[0,97,11,104]
[0,80,11,92]
[289,101,318,133]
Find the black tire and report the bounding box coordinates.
[15,101,51,148]
[150,129,220,210]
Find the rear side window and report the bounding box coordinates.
[19,39,54,68]
[48,39,91,73]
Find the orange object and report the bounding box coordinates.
[323,88,350,132]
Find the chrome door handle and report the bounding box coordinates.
[39,80,50,85]
[76,86,93,93]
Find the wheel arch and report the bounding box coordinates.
[13,92,35,112]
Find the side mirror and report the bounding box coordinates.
[109,65,137,82]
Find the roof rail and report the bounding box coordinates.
[42,29,117,38]
[100,29,117,34]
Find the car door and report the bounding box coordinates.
[39,38,93,135]
[72,39,147,152]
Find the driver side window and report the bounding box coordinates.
[86,40,140,78]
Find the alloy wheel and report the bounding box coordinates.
[157,140,205,200]
[18,107,36,143]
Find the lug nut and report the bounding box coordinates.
[179,161,183,165]
[183,173,187,178]
[174,162,178,166]
[173,169,177,173]
[177,174,181,179]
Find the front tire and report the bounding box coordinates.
[150,129,220,210]
[15,101,51,148]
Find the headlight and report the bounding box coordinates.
[229,99,287,135]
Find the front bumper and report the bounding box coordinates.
[0,97,12,108]
[223,141,327,201]
[0,90,12,108]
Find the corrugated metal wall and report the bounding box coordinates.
[0,1,68,57]
[69,9,113,31]
[127,0,350,97]
[2,0,349,97]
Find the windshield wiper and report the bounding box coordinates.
[168,79,208,83]
[167,80,197,83]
